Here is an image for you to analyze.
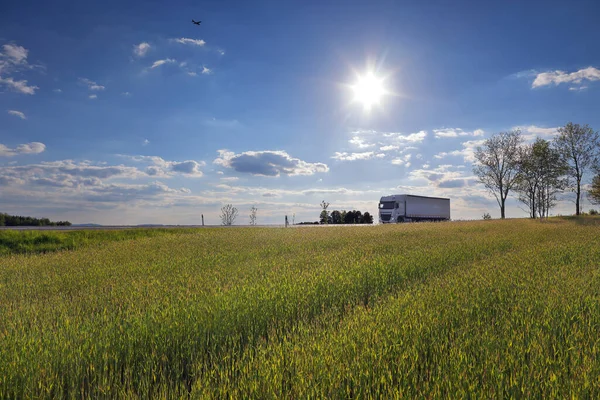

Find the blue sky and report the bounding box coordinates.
[1,0,600,224]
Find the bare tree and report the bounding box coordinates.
[220,204,238,226]
[319,200,330,224]
[553,122,599,215]
[249,206,257,226]
[473,130,523,219]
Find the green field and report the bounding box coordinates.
[1,219,600,398]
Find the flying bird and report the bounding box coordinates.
[192,19,201,25]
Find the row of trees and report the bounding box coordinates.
[473,122,600,219]
[319,201,374,224]
[0,213,71,227]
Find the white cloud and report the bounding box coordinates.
[379,145,399,151]
[0,77,38,95]
[150,58,176,69]
[214,149,328,176]
[53,88,62,93]
[122,91,132,97]
[344,130,426,156]
[2,44,28,64]
[142,139,150,146]
[125,155,205,177]
[7,110,26,119]
[433,128,485,138]
[513,125,559,142]
[434,139,485,163]
[79,78,105,91]
[332,151,376,161]
[382,130,427,143]
[173,38,206,46]
[532,67,600,88]
[201,66,212,75]
[217,49,225,56]
[0,43,40,95]
[349,136,375,149]
[0,142,45,157]
[391,153,412,166]
[133,42,151,57]
[569,86,588,91]
[89,94,97,99]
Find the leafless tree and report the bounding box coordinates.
[473,130,523,219]
[320,200,330,224]
[249,206,257,226]
[553,122,599,215]
[220,204,238,226]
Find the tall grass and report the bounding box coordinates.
[0,220,598,397]
[0,228,191,255]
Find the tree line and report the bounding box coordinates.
[318,201,374,224]
[0,213,72,227]
[473,122,600,219]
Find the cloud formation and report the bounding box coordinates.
[173,38,206,46]
[0,43,39,94]
[0,76,38,95]
[434,139,485,162]
[433,128,484,138]
[0,142,45,157]
[532,67,600,88]
[513,125,559,142]
[214,150,329,177]
[79,78,105,91]
[126,155,205,177]
[7,110,26,119]
[332,151,385,161]
[133,42,151,57]
[150,58,176,69]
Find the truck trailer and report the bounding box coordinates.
[378,194,450,223]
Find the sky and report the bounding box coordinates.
[1,0,600,225]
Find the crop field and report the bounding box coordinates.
[1,219,600,398]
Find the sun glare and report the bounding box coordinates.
[352,71,386,110]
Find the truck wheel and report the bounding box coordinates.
[397,216,404,223]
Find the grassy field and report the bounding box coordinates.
[1,219,600,398]
[0,228,191,256]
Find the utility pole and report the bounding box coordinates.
[201,214,204,226]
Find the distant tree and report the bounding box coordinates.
[0,213,70,227]
[319,200,330,224]
[473,130,523,219]
[554,123,599,215]
[331,210,343,224]
[362,212,374,224]
[340,210,347,223]
[249,206,257,226]
[344,210,355,224]
[220,204,238,226]
[516,138,568,219]
[482,213,492,220]
[588,174,600,206]
[589,209,599,215]
[354,210,363,224]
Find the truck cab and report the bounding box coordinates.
[378,195,406,223]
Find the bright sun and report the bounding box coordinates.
[352,71,386,110]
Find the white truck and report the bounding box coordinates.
[378,194,450,223]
